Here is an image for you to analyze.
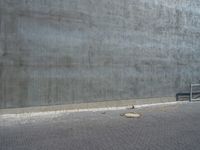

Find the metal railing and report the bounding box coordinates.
[190,84,200,101]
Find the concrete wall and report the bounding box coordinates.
[0,0,200,109]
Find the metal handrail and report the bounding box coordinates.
[190,84,200,101]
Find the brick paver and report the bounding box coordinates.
[1,102,200,150]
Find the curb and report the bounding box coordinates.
[0,101,189,118]
[0,97,176,115]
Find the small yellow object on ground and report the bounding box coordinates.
[124,112,141,118]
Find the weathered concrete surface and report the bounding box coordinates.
[0,0,200,108]
[1,102,200,150]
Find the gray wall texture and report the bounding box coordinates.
[0,0,200,109]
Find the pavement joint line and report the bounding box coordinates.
[0,101,190,118]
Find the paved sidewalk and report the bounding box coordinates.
[1,102,200,150]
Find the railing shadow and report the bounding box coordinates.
[176,93,190,101]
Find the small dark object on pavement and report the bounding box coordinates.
[101,112,106,114]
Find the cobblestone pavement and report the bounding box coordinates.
[1,102,200,150]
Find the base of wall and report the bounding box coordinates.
[0,97,178,115]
